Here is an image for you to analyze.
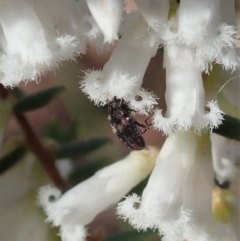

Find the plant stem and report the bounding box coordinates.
[14,112,68,189]
[0,84,68,189]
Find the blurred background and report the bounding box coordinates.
[0,2,240,241]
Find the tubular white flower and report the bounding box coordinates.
[159,0,239,72]
[81,14,159,112]
[0,0,100,87]
[86,0,123,43]
[181,134,213,241]
[0,0,51,86]
[211,133,240,184]
[38,147,159,241]
[117,132,215,241]
[152,48,224,135]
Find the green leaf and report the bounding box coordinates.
[68,159,108,184]
[213,114,240,141]
[55,138,110,158]
[0,146,27,175]
[13,86,66,112]
[11,87,25,98]
[104,230,155,241]
[43,120,78,144]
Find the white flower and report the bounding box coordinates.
[81,13,159,113]
[0,0,100,87]
[159,0,239,72]
[38,147,159,241]
[117,131,218,241]
[80,14,159,113]
[152,47,224,135]
[135,0,169,31]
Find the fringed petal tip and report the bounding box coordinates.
[54,35,84,62]
[129,88,158,115]
[80,70,146,106]
[0,34,85,87]
[117,195,194,239]
[37,185,72,227]
[151,109,176,135]
[204,101,224,131]
[37,185,61,208]
[60,225,87,241]
[157,209,193,241]
[116,193,157,231]
[151,101,224,135]
[107,72,138,99]
[79,69,108,106]
[161,22,240,73]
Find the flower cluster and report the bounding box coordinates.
[117,132,239,241]
[2,0,238,133]
[38,147,159,241]
[1,1,239,241]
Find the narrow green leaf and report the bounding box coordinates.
[68,159,108,184]
[0,146,27,175]
[11,87,25,98]
[55,138,109,158]
[13,86,66,112]
[104,230,155,241]
[213,114,240,141]
[43,120,78,144]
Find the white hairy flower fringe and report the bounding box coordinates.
[80,68,158,113]
[116,132,225,241]
[80,14,159,113]
[37,148,158,241]
[0,0,105,87]
[157,0,240,73]
[152,47,224,135]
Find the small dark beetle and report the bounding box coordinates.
[107,97,150,150]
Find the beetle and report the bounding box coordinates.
[107,97,150,150]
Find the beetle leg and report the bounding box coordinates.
[144,116,152,127]
[135,122,149,134]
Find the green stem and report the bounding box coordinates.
[213,114,240,141]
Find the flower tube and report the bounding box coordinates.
[153,47,224,135]
[38,147,158,241]
[81,13,159,114]
[86,0,123,43]
[135,0,169,30]
[117,132,214,240]
[181,134,213,241]
[0,0,90,87]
